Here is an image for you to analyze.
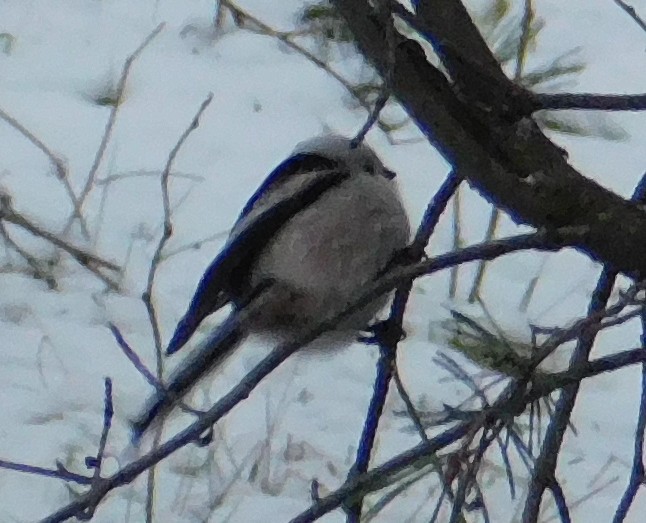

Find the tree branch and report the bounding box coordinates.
[334,0,646,278]
[293,344,646,523]
[345,170,462,520]
[41,228,574,521]
[523,174,646,521]
[535,92,646,111]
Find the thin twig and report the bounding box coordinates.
[92,378,114,483]
[69,23,165,232]
[448,185,462,298]
[142,91,214,367]
[96,170,204,185]
[515,0,534,81]
[351,92,389,147]
[548,479,572,523]
[611,303,646,522]
[160,230,228,260]
[0,459,92,485]
[0,220,57,288]
[41,229,575,522]
[494,431,517,499]
[143,92,214,355]
[109,323,204,421]
[613,0,646,33]
[392,365,463,511]
[344,171,461,521]
[392,369,429,444]
[221,0,396,137]
[351,0,395,146]
[0,192,120,289]
[109,324,164,392]
[141,92,213,523]
[449,422,502,523]
[0,105,89,236]
[523,174,646,522]
[79,378,115,520]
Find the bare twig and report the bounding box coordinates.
[391,364,460,511]
[221,0,397,137]
[345,171,461,521]
[95,170,204,185]
[548,479,572,523]
[41,229,577,522]
[524,174,646,522]
[108,323,164,392]
[108,323,204,421]
[143,92,214,354]
[363,465,441,521]
[142,92,214,367]
[448,185,462,298]
[449,422,502,523]
[79,378,115,520]
[0,459,92,485]
[515,0,534,82]
[0,105,89,236]
[0,192,120,289]
[160,230,228,260]
[351,92,389,147]
[393,368,429,444]
[95,380,114,478]
[467,206,499,302]
[612,304,646,522]
[140,92,213,523]
[350,0,396,146]
[613,0,646,34]
[69,23,165,232]
[0,220,57,288]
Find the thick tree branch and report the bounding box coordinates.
[334,0,646,278]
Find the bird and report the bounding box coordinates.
[131,134,411,440]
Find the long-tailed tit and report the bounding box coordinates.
[132,135,411,439]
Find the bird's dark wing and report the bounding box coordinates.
[165,153,347,355]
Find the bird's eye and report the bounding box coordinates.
[363,163,375,175]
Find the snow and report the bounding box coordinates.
[0,0,645,521]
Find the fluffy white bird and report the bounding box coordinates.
[132,135,411,439]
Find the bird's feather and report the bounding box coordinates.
[165,153,348,355]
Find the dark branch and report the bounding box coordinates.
[614,0,646,33]
[334,0,646,278]
[41,228,572,521]
[293,344,646,523]
[0,459,92,485]
[535,92,646,111]
[523,174,646,521]
[345,171,462,520]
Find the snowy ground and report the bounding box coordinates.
[0,0,646,521]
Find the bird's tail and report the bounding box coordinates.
[131,312,245,442]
